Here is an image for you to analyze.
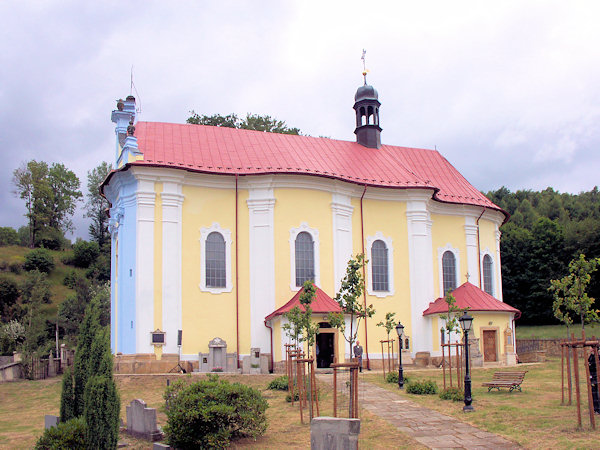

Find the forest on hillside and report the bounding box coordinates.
[485,186,600,325]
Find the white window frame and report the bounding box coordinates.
[199,223,232,294]
[366,232,394,298]
[481,250,495,296]
[289,222,320,290]
[438,244,460,297]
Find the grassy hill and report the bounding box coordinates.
[0,245,88,318]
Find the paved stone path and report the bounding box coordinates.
[318,375,519,449]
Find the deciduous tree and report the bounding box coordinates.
[328,254,375,357]
[85,162,112,247]
[550,254,600,335]
[187,112,301,135]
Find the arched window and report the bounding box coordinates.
[206,232,226,288]
[371,240,388,291]
[483,254,494,295]
[442,251,456,294]
[295,231,314,286]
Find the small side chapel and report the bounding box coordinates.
[102,76,520,372]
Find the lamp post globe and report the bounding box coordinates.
[459,312,474,412]
[395,322,405,389]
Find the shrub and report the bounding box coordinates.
[406,379,438,395]
[8,262,22,274]
[86,252,110,282]
[83,375,120,450]
[23,249,55,273]
[439,387,463,401]
[36,228,66,250]
[71,241,100,268]
[0,275,20,313]
[0,227,19,246]
[164,376,268,449]
[267,375,289,391]
[63,270,78,288]
[35,416,87,450]
[385,372,411,385]
[285,391,300,402]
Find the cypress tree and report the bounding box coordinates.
[83,320,119,448]
[72,297,101,417]
[83,375,120,449]
[59,366,75,422]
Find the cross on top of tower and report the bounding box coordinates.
[361,49,368,85]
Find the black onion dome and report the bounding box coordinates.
[354,84,379,102]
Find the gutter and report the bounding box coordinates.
[360,184,370,370]
[264,319,274,373]
[235,174,240,368]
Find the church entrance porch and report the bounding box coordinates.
[316,331,335,368]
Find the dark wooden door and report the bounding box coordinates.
[483,330,497,362]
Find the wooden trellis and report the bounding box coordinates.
[331,362,359,419]
[380,339,396,379]
[561,333,600,430]
[295,356,320,424]
[441,341,464,390]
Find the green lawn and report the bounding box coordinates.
[0,374,420,449]
[516,323,600,339]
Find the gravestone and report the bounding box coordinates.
[48,353,56,378]
[198,352,209,372]
[208,337,227,371]
[250,348,261,374]
[414,351,431,367]
[310,417,360,450]
[44,415,59,429]
[226,352,238,372]
[126,399,163,441]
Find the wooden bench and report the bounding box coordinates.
[482,371,527,392]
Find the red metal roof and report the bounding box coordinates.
[422,282,521,319]
[265,286,342,321]
[123,122,502,212]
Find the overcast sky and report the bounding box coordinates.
[1,1,599,241]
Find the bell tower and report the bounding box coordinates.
[353,53,382,149]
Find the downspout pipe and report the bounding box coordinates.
[264,319,274,373]
[360,184,370,370]
[476,207,486,288]
[235,174,240,368]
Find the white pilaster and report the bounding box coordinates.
[247,178,276,352]
[464,217,479,287]
[161,176,184,353]
[135,177,156,354]
[495,226,503,301]
[331,193,354,292]
[406,192,434,354]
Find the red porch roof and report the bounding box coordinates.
[265,286,342,321]
[109,122,504,214]
[423,282,521,319]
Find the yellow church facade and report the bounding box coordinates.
[103,86,518,372]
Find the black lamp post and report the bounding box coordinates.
[395,322,405,389]
[459,312,474,412]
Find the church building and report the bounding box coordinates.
[102,79,520,372]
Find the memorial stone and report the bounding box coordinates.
[126,399,163,441]
[44,415,59,430]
